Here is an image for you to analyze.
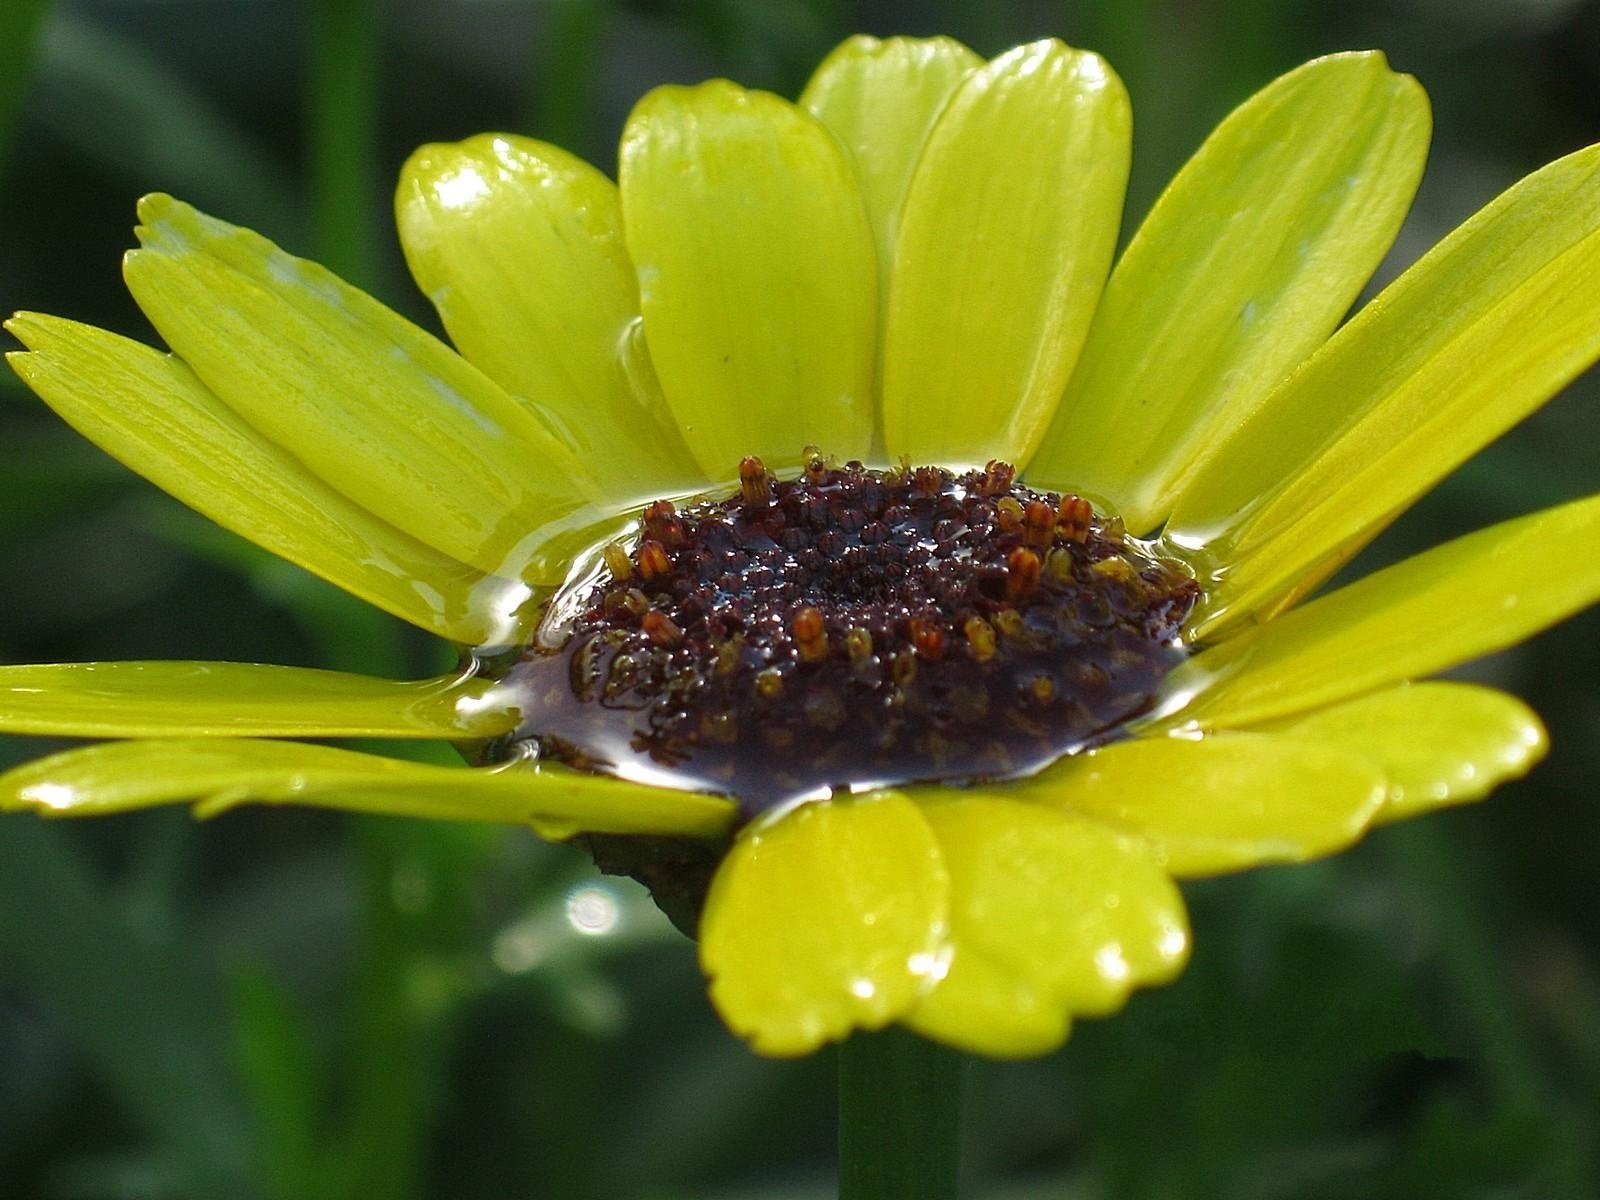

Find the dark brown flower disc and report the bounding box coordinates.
[485,456,1198,821]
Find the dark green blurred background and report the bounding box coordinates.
[3,2,1599,1197]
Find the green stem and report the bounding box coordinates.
[837,1027,964,1200]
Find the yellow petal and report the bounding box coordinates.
[0,738,735,838]
[1012,733,1386,877]
[800,35,981,297]
[901,945,1069,1060]
[620,82,877,476]
[1158,492,1600,730]
[0,662,514,739]
[700,793,949,1057]
[903,795,1187,1057]
[881,40,1130,466]
[123,194,599,581]
[1028,52,1430,530]
[1271,682,1547,823]
[396,134,705,501]
[1167,144,1600,638]
[4,314,501,644]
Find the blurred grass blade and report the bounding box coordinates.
[528,0,609,150]
[0,426,136,540]
[233,966,326,1200]
[0,0,52,165]
[324,820,465,1200]
[307,0,379,286]
[0,818,254,1192]
[34,13,297,235]
[141,499,413,676]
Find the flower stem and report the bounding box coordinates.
[837,1027,964,1200]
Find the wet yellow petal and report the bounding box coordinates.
[700,793,949,1057]
[0,739,735,837]
[0,662,514,740]
[902,944,1068,1060]
[396,134,704,500]
[882,40,1130,466]
[1272,682,1547,823]
[4,314,501,644]
[1028,52,1429,530]
[800,35,980,296]
[1159,492,1600,729]
[124,194,598,581]
[620,82,877,476]
[904,796,1186,1058]
[1013,733,1386,877]
[1168,144,1600,638]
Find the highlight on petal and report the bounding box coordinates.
[0,662,515,740]
[700,792,949,1057]
[881,39,1131,467]
[800,35,980,295]
[1158,492,1600,730]
[1270,682,1547,823]
[1028,52,1430,531]
[1012,733,1386,877]
[1167,143,1600,638]
[903,795,1187,1059]
[396,133,704,500]
[620,81,878,476]
[4,314,500,644]
[123,194,600,582]
[0,739,736,838]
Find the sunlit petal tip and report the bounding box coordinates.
[1272,683,1549,823]
[131,192,233,260]
[624,77,747,128]
[811,31,883,64]
[4,310,46,341]
[399,132,562,217]
[6,310,86,352]
[984,38,1124,102]
[802,33,984,100]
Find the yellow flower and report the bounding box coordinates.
[5,35,1600,1060]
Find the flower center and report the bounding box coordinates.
[487,455,1197,819]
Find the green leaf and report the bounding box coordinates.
[232,967,324,1200]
